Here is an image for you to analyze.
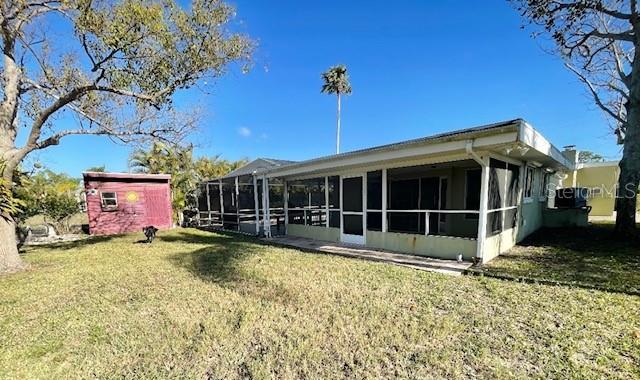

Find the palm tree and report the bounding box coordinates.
[129,143,197,224]
[321,65,352,154]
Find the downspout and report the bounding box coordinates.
[466,140,489,264]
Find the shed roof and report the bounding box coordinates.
[83,172,171,181]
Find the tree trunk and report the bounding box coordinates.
[0,152,26,272]
[615,118,639,236]
[336,92,341,154]
[0,216,24,272]
[615,60,640,237]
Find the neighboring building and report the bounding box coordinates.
[564,160,639,218]
[572,161,620,217]
[83,172,172,235]
[197,119,587,263]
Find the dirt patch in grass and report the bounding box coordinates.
[478,224,640,294]
[1,229,639,379]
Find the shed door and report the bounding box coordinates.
[145,188,171,226]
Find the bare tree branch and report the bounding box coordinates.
[566,63,626,123]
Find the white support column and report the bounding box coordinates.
[516,162,526,233]
[382,169,388,233]
[195,183,201,226]
[263,176,271,238]
[205,182,211,226]
[476,156,490,263]
[261,176,268,235]
[219,179,224,227]
[253,175,260,235]
[501,163,507,234]
[325,176,330,228]
[235,176,240,231]
[424,211,429,236]
[283,179,288,234]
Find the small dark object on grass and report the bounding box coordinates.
[143,226,158,243]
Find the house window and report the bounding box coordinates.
[540,172,549,200]
[524,166,534,200]
[101,192,118,209]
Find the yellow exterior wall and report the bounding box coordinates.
[575,165,619,217]
[577,165,618,216]
[366,231,477,260]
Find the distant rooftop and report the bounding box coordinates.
[216,158,297,179]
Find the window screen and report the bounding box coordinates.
[524,166,534,198]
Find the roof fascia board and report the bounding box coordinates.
[517,121,574,170]
[282,152,477,181]
[266,131,518,178]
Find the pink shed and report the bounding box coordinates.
[83,172,172,235]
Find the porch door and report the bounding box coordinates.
[341,174,365,245]
[145,188,171,227]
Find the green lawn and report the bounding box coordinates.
[1,229,639,379]
[478,224,640,294]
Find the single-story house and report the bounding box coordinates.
[197,119,586,263]
[83,172,173,235]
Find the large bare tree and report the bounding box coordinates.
[512,0,639,236]
[0,0,253,272]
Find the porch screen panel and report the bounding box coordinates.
[388,178,423,234]
[506,164,520,206]
[328,176,340,228]
[208,183,221,212]
[221,178,237,229]
[197,184,208,211]
[465,169,481,221]
[486,159,520,237]
[269,179,286,235]
[420,177,440,234]
[237,175,256,234]
[286,177,326,227]
[367,171,382,231]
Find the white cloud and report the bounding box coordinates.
[238,127,252,138]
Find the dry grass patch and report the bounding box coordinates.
[480,224,640,294]
[0,229,638,379]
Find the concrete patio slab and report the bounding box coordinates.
[263,236,473,276]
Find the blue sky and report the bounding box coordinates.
[29,0,621,175]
